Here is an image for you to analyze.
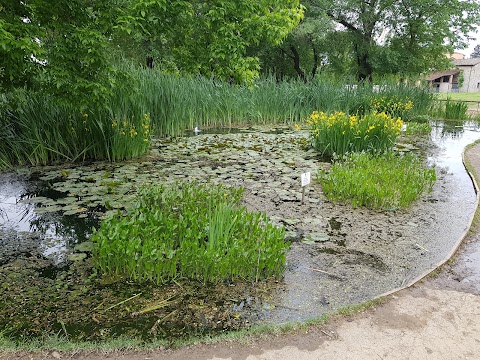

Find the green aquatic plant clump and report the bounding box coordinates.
[92,182,287,284]
[318,152,436,210]
[404,122,432,135]
[308,111,403,156]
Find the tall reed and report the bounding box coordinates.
[0,67,435,168]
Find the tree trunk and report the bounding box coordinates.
[146,56,154,69]
[290,45,306,82]
[354,43,373,82]
[311,45,319,80]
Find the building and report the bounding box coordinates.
[426,69,461,93]
[449,52,466,60]
[454,58,480,92]
[426,58,480,93]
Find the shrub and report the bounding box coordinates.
[318,152,436,210]
[308,111,403,156]
[92,182,287,284]
[404,122,432,135]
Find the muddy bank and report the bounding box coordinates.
[0,122,479,341]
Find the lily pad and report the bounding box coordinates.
[63,207,87,216]
[18,196,50,204]
[34,206,64,214]
[74,241,94,252]
[68,253,87,262]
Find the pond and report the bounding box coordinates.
[0,121,479,341]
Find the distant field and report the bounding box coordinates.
[436,93,480,102]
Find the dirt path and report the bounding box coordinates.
[4,144,480,360]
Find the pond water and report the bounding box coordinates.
[1,121,479,340]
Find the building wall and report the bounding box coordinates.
[459,65,480,92]
[439,82,452,93]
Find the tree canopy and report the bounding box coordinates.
[258,0,480,81]
[1,0,303,96]
[2,0,480,91]
[471,44,480,59]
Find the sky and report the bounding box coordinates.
[456,29,480,58]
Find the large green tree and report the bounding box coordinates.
[255,0,333,81]
[118,0,304,84]
[1,0,117,102]
[328,0,480,81]
[1,0,303,97]
[314,0,480,81]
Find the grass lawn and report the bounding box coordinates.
[436,92,480,102]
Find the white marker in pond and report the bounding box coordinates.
[301,171,311,204]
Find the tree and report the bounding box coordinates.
[318,0,480,81]
[471,44,480,58]
[1,0,117,103]
[117,0,304,84]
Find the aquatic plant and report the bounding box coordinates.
[92,182,287,284]
[0,91,151,167]
[318,152,436,210]
[0,67,435,169]
[308,111,403,156]
[444,100,469,120]
[404,122,432,135]
[369,95,414,119]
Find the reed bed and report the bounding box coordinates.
[0,67,435,168]
[92,182,288,284]
[318,152,436,210]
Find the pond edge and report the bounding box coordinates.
[375,140,480,300]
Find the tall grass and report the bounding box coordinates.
[0,89,151,167]
[444,100,469,120]
[128,68,434,133]
[0,66,435,168]
[92,182,288,284]
[431,99,469,120]
[318,152,436,210]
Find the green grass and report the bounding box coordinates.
[318,152,436,210]
[92,181,288,284]
[436,93,480,102]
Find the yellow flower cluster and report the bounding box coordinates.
[308,110,403,155]
[110,113,151,143]
[370,96,414,116]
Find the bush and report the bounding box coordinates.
[309,111,403,156]
[92,182,288,284]
[318,152,436,210]
[404,122,432,135]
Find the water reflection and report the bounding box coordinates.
[0,174,97,262]
[430,120,480,174]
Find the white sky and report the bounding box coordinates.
[455,28,480,58]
